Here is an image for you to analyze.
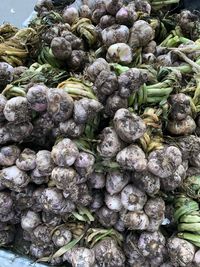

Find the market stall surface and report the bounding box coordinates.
[0,0,36,27]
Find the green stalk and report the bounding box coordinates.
[159,59,200,76]
[128,93,136,107]
[62,88,97,100]
[179,37,192,44]
[13,64,67,88]
[178,223,200,232]
[109,63,129,75]
[174,197,193,209]
[147,96,168,103]
[58,78,95,94]
[174,201,199,222]
[171,65,193,74]
[112,63,176,107]
[151,0,180,5]
[171,45,200,53]
[4,49,28,57]
[66,78,95,95]
[178,232,200,247]
[180,213,200,223]
[160,33,173,46]
[147,87,173,97]
[146,82,169,90]
[7,91,26,97]
[193,77,200,106]
[2,85,26,98]
[8,88,26,96]
[196,105,200,113]
[165,36,180,47]
[133,47,142,66]
[162,37,189,48]
[136,82,174,106]
[174,195,190,205]
[173,50,200,73]
[111,63,158,84]
[13,72,40,85]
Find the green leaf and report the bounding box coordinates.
[178,232,200,247]
[180,213,200,223]
[74,139,95,156]
[178,222,200,232]
[86,228,123,248]
[52,234,84,259]
[90,229,114,248]
[71,212,87,222]
[109,63,129,75]
[78,206,95,222]
[37,256,51,263]
[86,229,108,243]
[174,201,199,222]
